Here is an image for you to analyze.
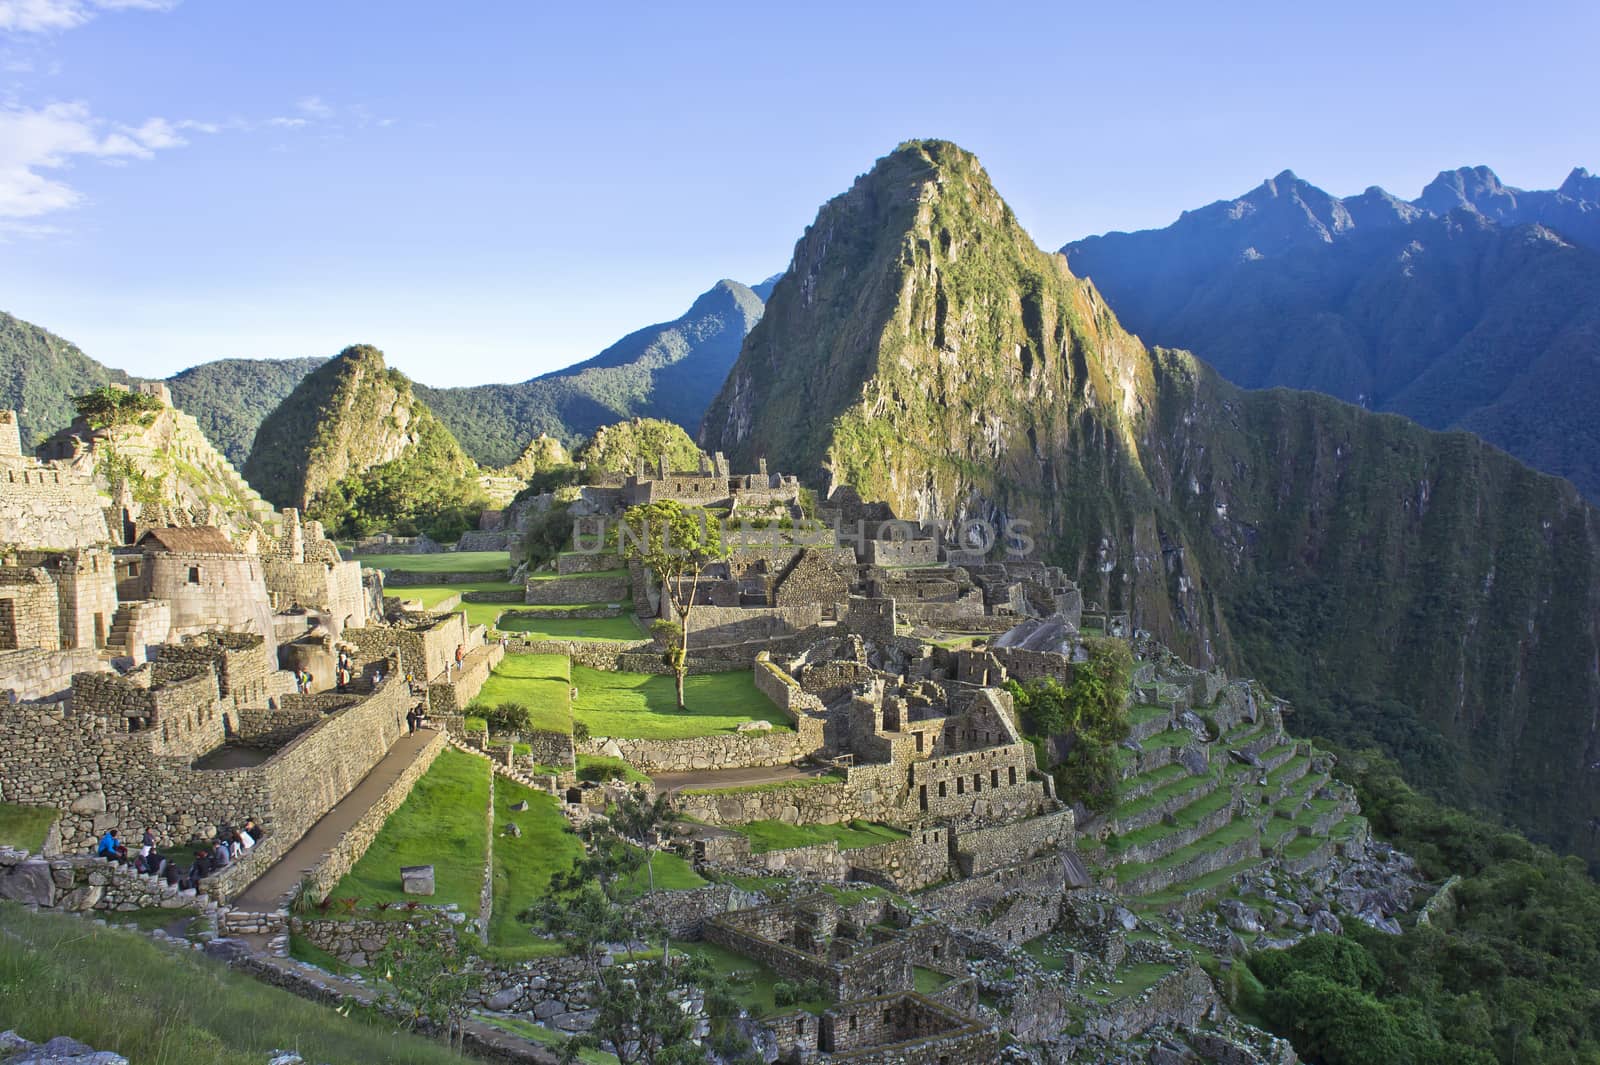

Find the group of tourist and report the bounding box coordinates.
[93,820,263,892]
[405,706,429,734]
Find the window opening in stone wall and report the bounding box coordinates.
[0,599,16,651]
[188,566,201,584]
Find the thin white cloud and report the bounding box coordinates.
[0,0,177,33]
[295,95,333,119]
[265,115,307,129]
[0,100,198,217]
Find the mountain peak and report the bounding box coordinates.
[1559,166,1600,201]
[1415,165,1520,219]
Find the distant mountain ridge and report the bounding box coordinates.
[1060,165,1600,500]
[0,277,768,472]
[417,278,764,466]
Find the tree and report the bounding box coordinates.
[610,786,672,895]
[613,501,730,709]
[72,387,163,431]
[370,924,479,1051]
[483,701,534,734]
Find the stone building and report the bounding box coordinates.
[259,508,368,636]
[116,527,278,655]
[0,410,116,551]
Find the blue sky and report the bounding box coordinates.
[1,0,1595,386]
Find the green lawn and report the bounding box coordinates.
[0,802,56,852]
[471,653,572,733]
[576,753,652,784]
[357,551,509,573]
[681,771,845,797]
[571,666,787,739]
[0,903,466,1065]
[497,614,644,642]
[1021,935,1069,972]
[914,966,954,993]
[736,819,907,854]
[481,1016,618,1065]
[328,748,490,913]
[487,779,585,959]
[678,940,828,1017]
[486,777,704,962]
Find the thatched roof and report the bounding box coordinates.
[136,526,239,555]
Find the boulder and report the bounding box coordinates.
[0,860,58,907]
[504,823,522,838]
[68,792,106,816]
[509,800,529,812]
[7,1035,128,1064]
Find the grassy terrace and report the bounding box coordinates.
[1111,816,1260,886]
[497,613,644,642]
[471,653,573,733]
[0,904,467,1065]
[571,665,786,739]
[735,819,907,854]
[679,940,829,1017]
[482,1016,618,1065]
[1129,703,1170,727]
[0,803,56,851]
[330,748,490,912]
[1108,785,1234,855]
[384,580,523,628]
[355,551,510,573]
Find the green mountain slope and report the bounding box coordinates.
[0,311,125,447]
[701,140,1600,861]
[418,279,763,466]
[165,356,327,465]
[243,344,481,520]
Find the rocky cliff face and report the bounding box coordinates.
[702,140,1600,860]
[244,344,475,510]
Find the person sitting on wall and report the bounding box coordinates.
[186,849,212,887]
[95,829,126,862]
[210,838,230,869]
[241,818,260,845]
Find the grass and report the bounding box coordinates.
[678,940,828,1017]
[1133,857,1264,910]
[914,966,953,993]
[357,551,509,573]
[480,1016,618,1064]
[1108,786,1234,855]
[471,653,572,733]
[486,778,584,959]
[0,903,467,1065]
[576,753,651,785]
[571,666,788,739]
[1113,816,1260,886]
[1113,766,1211,824]
[485,777,705,963]
[327,748,489,913]
[0,802,57,851]
[1102,962,1175,999]
[1021,936,1068,972]
[496,614,644,642]
[100,907,198,936]
[735,819,906,855]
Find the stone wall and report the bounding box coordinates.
[556,551,622,575]
[384,568,507,587]
[951,809,1075,877]
[0,566,60,651]
[524,729,575,768]
[847,826,951,891]
[346,612,469,682]
[0,647,105,701]
[202,676,413,901]
[0,461,115,550]
[524,573,629,605]
[428,642,504,715]
[234,704,322,748]
[818,992,999,1061]
[298,728,447,904]
[581,729,806,773]
[127,550,279,656]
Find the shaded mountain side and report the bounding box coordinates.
[701,139,1600,860]
[165,357,327,465]
[1061,166,1600,501]
[418,279,764,466]
[243,344,477,510]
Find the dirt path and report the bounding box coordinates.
[649,763,832,793]
[230,726,441,911]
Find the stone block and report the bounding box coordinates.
[400,864,435,895]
